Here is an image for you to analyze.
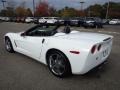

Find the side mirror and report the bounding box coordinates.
[21,32,26,36]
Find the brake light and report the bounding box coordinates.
[70,51,80,54]
[91,45,96,54]
[98,44,102,51]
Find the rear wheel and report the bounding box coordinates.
[47,50,71,77]
[5,37,14,53]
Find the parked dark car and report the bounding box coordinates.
[83,17,103,28]
[57,18,65,25]
[10,17,17,22]
[9,17,14,22]
[69,17,79,26]
[70,17,85,27]
[33,17,39,24]
[63,18,71,25]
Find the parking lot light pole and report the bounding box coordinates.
[106,0,110,19]
[33,0,35,18]
[80,1,85,11]
[1,0,6,10]
[1,0,6,16]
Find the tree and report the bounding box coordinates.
[86,4,103,17]
[106,2,120,18]
[15,1,27,17]
[26,8,33,17]
[0,10,7,16]
[35,1,57,17]
[35,1,50,17]
[15,7,27,17]
[76,10,86,17]
[86,2,120,18]
[6,7,15,17]
[0,0,16,17]
[49,6,57,16]
[58,7,77,17]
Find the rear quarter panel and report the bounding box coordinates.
[40,37,99,73]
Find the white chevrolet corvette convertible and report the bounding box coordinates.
[4,25,113,77]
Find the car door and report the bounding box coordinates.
[15,26,46,60]
[15,35,44,60]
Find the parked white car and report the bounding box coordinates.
[0,17,10,22]
[39,17,58,24]
[4,25,113,77]
[46,17,58,24]
[38,17,48,24]
[109,19,120,25]
[25,17,34,23]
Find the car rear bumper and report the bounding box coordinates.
[70,39,113,75]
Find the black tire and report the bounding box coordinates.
[47,50,71,78]
[5,37,15,53]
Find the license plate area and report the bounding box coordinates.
[102,48,109,57]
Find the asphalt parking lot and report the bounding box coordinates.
[0,22,120,90]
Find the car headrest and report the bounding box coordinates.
[64,26,71,34]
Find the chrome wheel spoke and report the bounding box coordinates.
[49,53,66,75]
[51,63,57,69]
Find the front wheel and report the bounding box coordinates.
[47,50,71,77]
[5,37,15,53]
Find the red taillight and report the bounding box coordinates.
[91,45,96,54]
[70,51,80,54]
[98,44,102,51]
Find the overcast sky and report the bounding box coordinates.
[0,0,120,10]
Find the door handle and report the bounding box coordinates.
[42,39,45,44]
